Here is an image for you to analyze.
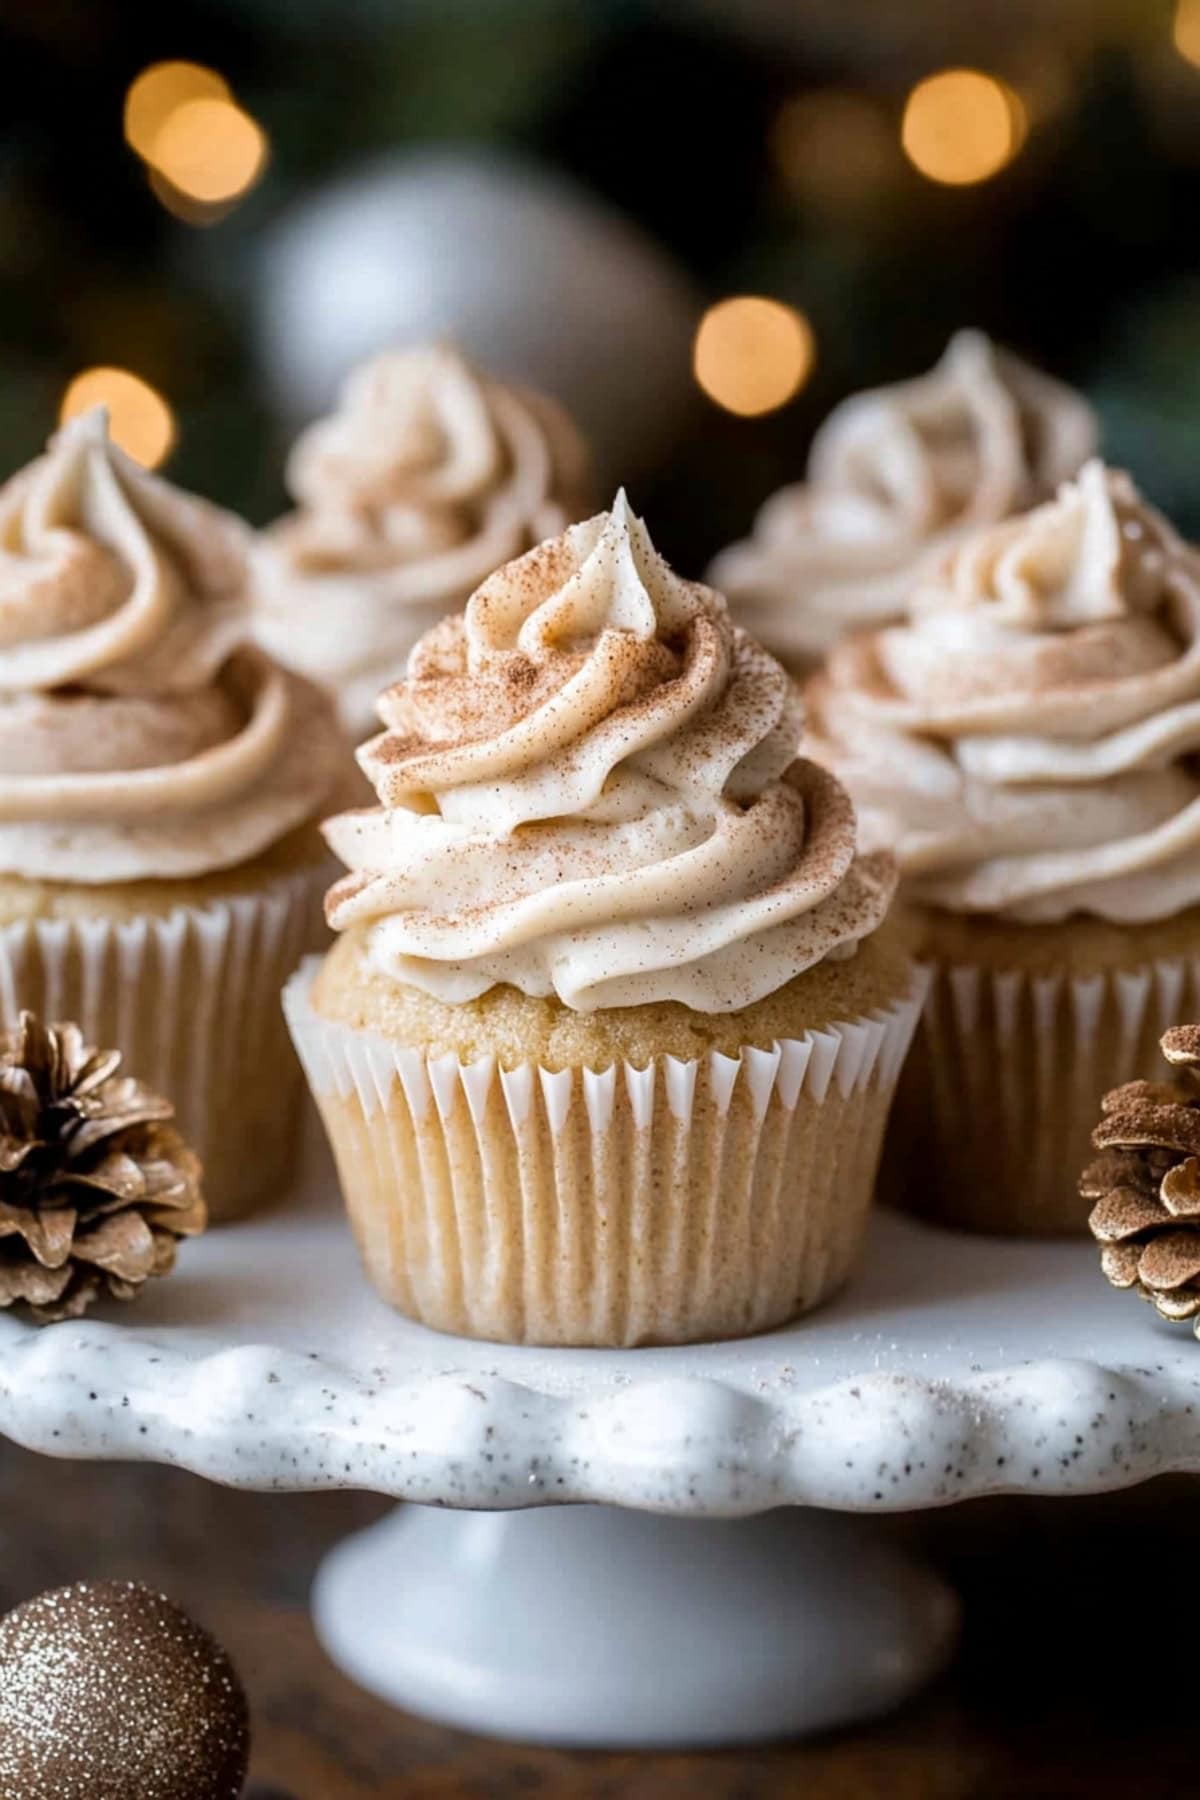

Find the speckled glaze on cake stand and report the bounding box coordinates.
[0,1147,1196,1747]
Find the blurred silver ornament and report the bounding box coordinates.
[254,148,701,485]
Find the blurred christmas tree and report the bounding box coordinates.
[1,0,1198,558]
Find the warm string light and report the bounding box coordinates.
[901,69,1027,187]
[150,98,267,204]
[693,298,815,417]
[1175,0,1200,68]
[123,60,268,220]
[59,369,176,469]
[123,63,231,161]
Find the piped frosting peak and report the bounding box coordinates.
[0,410,341,881]
[252,344,591,736]
[808,461,1200,924]
[325,495,894,1013]
[709,330,1098,664]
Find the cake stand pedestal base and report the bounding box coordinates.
[312,1502,959,1748]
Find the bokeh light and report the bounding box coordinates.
[901,69,1027,187]
[147,97,267,204]
[772,91,897,213]
[145,169,233,228]
[1175,0,1200,68]
[123,62,230,163]
[693,298,815,417]
[59,369,176,469]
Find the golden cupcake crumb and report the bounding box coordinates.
[914,901,1200,978]
[313,912,916,1071]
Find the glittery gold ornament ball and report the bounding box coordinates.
[0,1579,250,1799]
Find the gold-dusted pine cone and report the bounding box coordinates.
[0,1012,206,1325]
[1082,1024,1200,1331]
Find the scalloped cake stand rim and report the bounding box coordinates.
[0,1155,1195,1514]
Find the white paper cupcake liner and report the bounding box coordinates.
[284,962,926,1347]
[888,953,1200,1235]
[0,860,329,1222]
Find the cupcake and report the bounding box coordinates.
[709,329,1097,676]
[285,493,924,1347]
[252,343,592,737]
[0,409,343,1220]
[808,459,1200,1235]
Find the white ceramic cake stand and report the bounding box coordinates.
[0,1149,1198,1750]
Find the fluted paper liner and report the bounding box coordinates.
[0,862,328,1222]
[888,954,1200,1236]
[284,962,926,1347]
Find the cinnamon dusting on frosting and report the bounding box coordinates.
[809,460,1200,923]
[710,330,1097,666]
[324,493,894,1013]
[252,344,591,736]
[0,409,341,881]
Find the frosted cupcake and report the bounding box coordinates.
[808,459,1200,1235]
[0,409,343,1220]
[285,494,924,1347]
[252,344,592,737]
[709,330,1097,675]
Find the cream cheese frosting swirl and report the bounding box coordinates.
[0,408,342,882]
[253,345,592,736]
[807,460,1200,923]
[709,330,1098,667]
[324,493,895,1012]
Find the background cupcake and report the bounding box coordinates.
[286,493,923,1348]
[708,330,1098,676]
[808,459,1200,1234]
[0,409,344,1220]
[252,342,592,737]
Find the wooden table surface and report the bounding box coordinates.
[0,1441,1190,1798]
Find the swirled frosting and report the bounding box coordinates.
[709,330,1098,668]
[252,345,592,737]
[0,408,342,882]
[324,493,895,1012]
[807,460,1200,923]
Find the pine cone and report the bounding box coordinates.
[0,1013,206,1325]
[1083,1025,1200,1332]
